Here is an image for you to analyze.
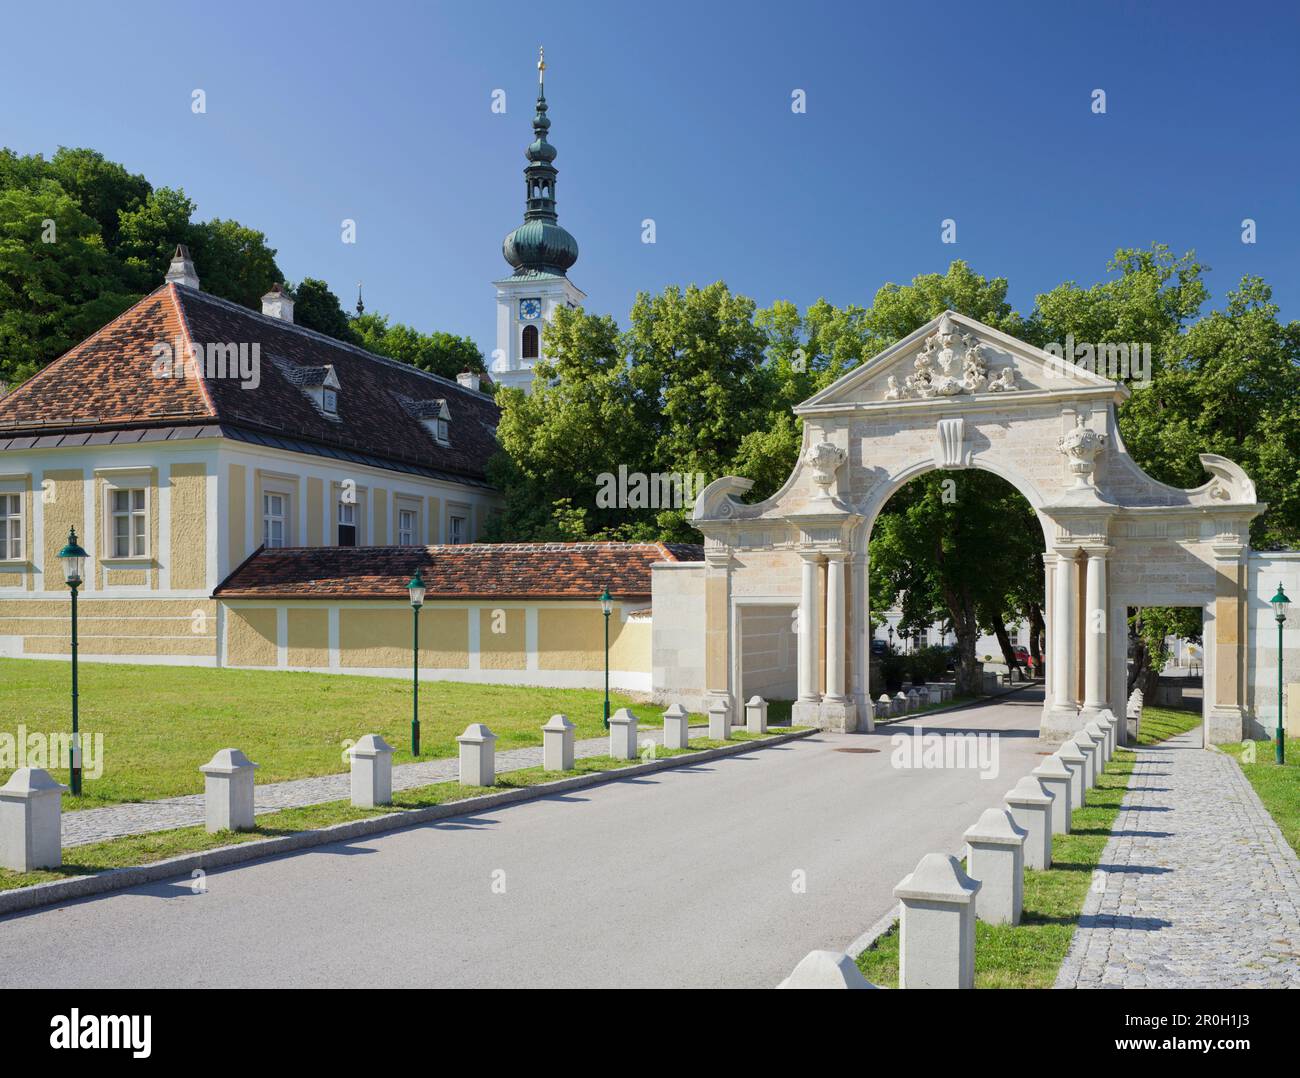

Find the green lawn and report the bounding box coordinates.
[0,657,731,808]
[0,729,808,893]
[1135,704,1202,746]
[1222,734,1300,858]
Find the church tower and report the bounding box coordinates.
[492,47,585,394]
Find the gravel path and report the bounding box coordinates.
[60,725,707,848]
[1055,727,1300,988]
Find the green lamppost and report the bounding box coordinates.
[600,586,613,729]
[57,527,88,796]
[407,569,426,756]
[1269,582,1290,765]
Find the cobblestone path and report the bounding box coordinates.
[1055,727,1300,988]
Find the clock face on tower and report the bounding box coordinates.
[519,298,542,321]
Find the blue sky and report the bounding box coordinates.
[2,0,1297,354]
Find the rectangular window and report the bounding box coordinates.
[338,499,357,547]
[111,488,147,558]
[263,492,288,548]
[322,388,338,415]
[448,514,466,545]
[0,493,22,560]
[398,508,417,546]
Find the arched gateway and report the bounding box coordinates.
[689,311,1263,745]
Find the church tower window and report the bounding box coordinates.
[522,324,539,360]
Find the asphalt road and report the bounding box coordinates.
[0,686,1047,988]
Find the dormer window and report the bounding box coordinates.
[273,358,342,420]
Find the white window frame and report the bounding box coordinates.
[448,513,467,545]
[337,497,358,547]
[397,507,418,546]
[322,387,338,415]
[0,491,23,561]
[108,485,149,559]
[263,490,290,548]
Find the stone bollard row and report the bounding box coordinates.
[200,748,258,833]
[610,708,638,760]
[663,703,690,749]
[708,701,731,741]
[1057,739,1088,808]
[457,723,496,787]
[542,714,575,770]
[964,808,1025,926]
[1032,753,1073,833]
[348,734,395,808]
[894,853,979,989]
[1004,775,1053,869]
[778,950,878,989]
[0,768,67,871]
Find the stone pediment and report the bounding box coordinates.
[796,310,1126,413]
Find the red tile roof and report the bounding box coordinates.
[214,542,704,601]
[0,284,500,482]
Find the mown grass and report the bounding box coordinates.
[1135,704,1201,746]
[0,657,713,807]
[0,727,810,893]
[1222,734,1300,857]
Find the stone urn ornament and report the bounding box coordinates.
[805,441,846,499]
[1057,414,1107,488]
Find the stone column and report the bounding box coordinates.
[702,550,734,724]
[1207,540,1247,744]
[793,552,823,726]
[824,554,847,702]
[819,552,857,732]
[1053,548,1077,709]
[1080,545,1110,721]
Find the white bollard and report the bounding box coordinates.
[199,748,258,833]
[963,807,1026,926]
[457,723,496,787]
[610,707,638,759]
[1085,720,1111,765]
[1097,709,1119,755]
[0,768,67,871]
[894,691,909,715]
[894,853,980,989]
[1056,741,1088,809]
[778,950,878,989]
[1032,753,1073,833]
[745,695,769,734]
[1004,776,1053,870]
[877,693,894,718]
[662,703,690,750]
[542,714,575,771]
[906,688,921,712]
[707,701,731,741]
[348,734,395,808]
[1073,728,1101,787]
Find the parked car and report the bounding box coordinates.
[1013,647,1030,665]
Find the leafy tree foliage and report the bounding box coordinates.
[349,312,484,380]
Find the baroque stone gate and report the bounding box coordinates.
[690,311,1263,744]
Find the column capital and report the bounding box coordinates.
[797,549,825,564]
[823,550,849,562]
[1050,544,1082,559]
[1078,543,1112,558]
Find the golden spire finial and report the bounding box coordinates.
[538,45,546,86]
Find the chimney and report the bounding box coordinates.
[261,283,294,323]
[456,370,479,390]
[164,244,200,290]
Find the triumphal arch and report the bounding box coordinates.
[691,311,1262,744]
